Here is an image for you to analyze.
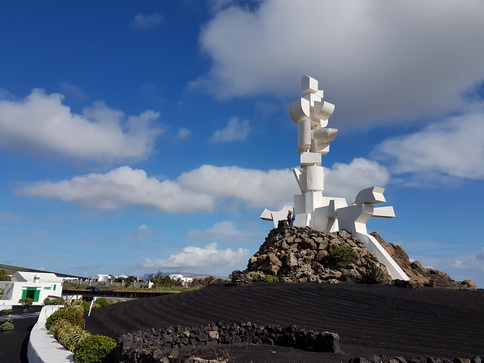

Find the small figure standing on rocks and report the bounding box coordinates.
[287,210,294,226]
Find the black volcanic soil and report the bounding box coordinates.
[85,283,484,362]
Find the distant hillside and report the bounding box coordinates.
[0,263,86,279]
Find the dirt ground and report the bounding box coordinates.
[85,283,484,362]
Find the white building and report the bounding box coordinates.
[169,274,193,286]
[90,274,111,283]
[0,271,63,306]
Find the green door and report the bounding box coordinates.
[22,287,41,302]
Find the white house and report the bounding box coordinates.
[90,274,111,283]
[0,271,63,306]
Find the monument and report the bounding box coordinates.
[261,75,409,281]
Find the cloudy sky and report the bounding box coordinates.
[1,0,483,286]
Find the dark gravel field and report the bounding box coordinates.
[85,283,484,362]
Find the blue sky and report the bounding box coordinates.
[1,1,483,287]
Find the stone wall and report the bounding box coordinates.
[116,322,340,362]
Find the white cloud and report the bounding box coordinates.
[176,127,191,140]
[129,224,150,242]
[193,0,484,127]
[188,221,257,243]
[141,242,249,274]
[0,89,162,162]
[178,164,296,209]
[17,166,215,213]
[132,13,163,30]
[324,158,390,201]
[211,117,250,142]
[17,158,389,213]
[59,82,87,100]
[375,106,484,182]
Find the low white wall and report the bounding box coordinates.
[27,305,74,363]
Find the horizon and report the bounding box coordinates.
[0,1,483,288]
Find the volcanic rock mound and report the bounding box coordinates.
[232,226,477,289]
[231,226,392,284]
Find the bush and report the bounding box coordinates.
[94,298,109,308]
[360,264,384,284]
[50,319,90,352]
[325,246,357,268]
[265,274,279,282]
[46,308,85,330]
[0,318,14,331]
[73,334,116,363]
[0,309,13,315]
[44,297,66,305]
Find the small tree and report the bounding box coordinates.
[19,298,33,313]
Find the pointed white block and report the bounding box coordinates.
[294,194,305,215]
[293,168,307,192]
[373,206,395,218]
[354,186,386,205]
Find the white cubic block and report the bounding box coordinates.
[312,206,329,231]
[301,75,319,95]
[304,191,323,213]
[294,213,311,228]
[300,152,321,166]
[306,165,324,191]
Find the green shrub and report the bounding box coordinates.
[0,318,14,331]
[94,298,109,308]
[0,309,13,315]
[44,297,66,305]
[50,319,90,352]
[250,273,262,282]
[265,275,279,282]
[360,264,384,284]
[325,246,357,268]
[46,308,85,330]
[81,300,90,314]
[73,334,116,363]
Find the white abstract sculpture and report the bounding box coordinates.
[261,75,409,281]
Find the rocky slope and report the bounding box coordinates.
[231,226,477,289]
